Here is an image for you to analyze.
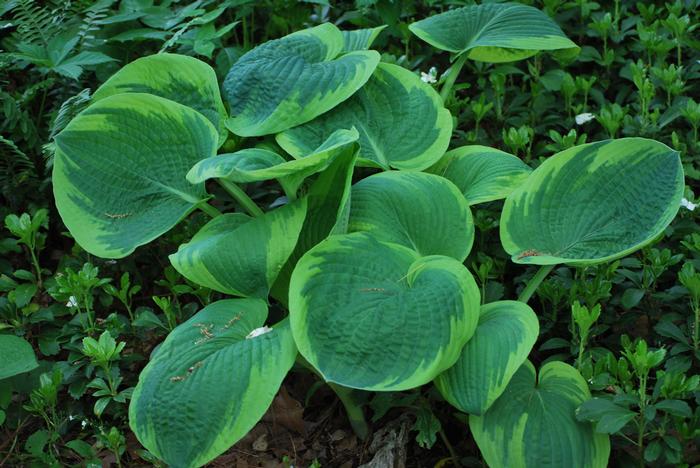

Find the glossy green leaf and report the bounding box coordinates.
[93,53,228,146]
[427,145,532,205]
[187,128,359,195]
[342,26,387,52]
[223,23,380,136]
[435,301,538,415]
[348,172,474,261]
[170,200,307,298]
[470,361,610,468]
[409,3,579,63]
[289,232,480,391]
[0,335,38,380]
[500,138,684,265]
[54,93,218,258]
[277,63,451,170]
[130,299,296,468]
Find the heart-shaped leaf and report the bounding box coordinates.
[435,301,538,415]
[469,361,610,468]
[427,145,532,205]
[93,53,228,145]
[223,23,379,136]
[409,3,578,63]
[54,93,218,258]
[342,26,387,52]
[500,138,684,265]
[348,172,474,261]
[129,299,297,468]
[187,128,359,196]
[277,63,451,170]
[0,335,38,380]
[289,232,480,391]
[170,200,307,298]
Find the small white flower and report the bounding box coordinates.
[575,113,596,125]
[246,326,273,339]
[81,420,88,429]
[66,296,78,308]
[68,414,76,421]
[421,66,438,84]
[681,198,697,211]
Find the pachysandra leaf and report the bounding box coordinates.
[500,138,685,266]
[434,301,538,415]
[427,145,532,205]
[129,299,297,468]
[277,63,451,170]
[92,53,228,146]
[408,3,579,63]
[53,93,218,259]
[187,128,359,196]
[341,25,387,52]
[469,361,610,468]
[223,23,380,136]
[289,232,480,391]
[0,334,38,380]
[348,172,474,261]
[169,199,307,298]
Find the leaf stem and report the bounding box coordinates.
[439,54,468,103]
[217,179,264,217]
[328,383,370,441]
[439,428,462,467]
[197,202,222,218]
[517,265,555,303]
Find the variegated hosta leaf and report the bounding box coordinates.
[469,361,610,468]
[0,335,38,380]
[129,299,297,468]
[277,63,451,170]
[92,53,228,146]
[348,172,474,261]
[500,138,684,266]
[187,129,359,196]
[289,232,480,391]
[408,3,579,63]
[427,145,532,205]
[434,301,538,415]
[342,26,387,52]
[223,23,380,136]
[53,93,218,259]
[169,200,307,299]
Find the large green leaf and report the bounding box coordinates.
[348,172,474,261]
[289,232,480,391]
[500,138,684,266]
[277,63,451,170]
[469,361,610,468]
[187,128,359,196]
[427,145,532,205]
[223,23,380,136]
[92,53,228,146]
[342,26,387,52]
[434,301,538,415]
[0,335,38,380]
[54,93,218,258]
[169,200,307,298]
[129,299,297,468]
[408,3,578,63]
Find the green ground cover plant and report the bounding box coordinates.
[1,1,699,467]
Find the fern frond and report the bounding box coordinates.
[9,0,63,47]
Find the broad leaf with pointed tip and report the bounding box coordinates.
[470,361,610,468]
[428,145,531,205]
[348,172,474,261]
[409,3,578,63]
[435,301,538,415]
[223,23,379,136]
[0,335,38,380]
[53,93,218,259]
[277,63,451,170]
[500,138,684,265]
[92,53,228,146]
[187,129,359,195]
[342,26,387,52]
[289,232,480,391]
[170,200,307,298]
[129,299,297,468]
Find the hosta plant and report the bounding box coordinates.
[46,5,685,468]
